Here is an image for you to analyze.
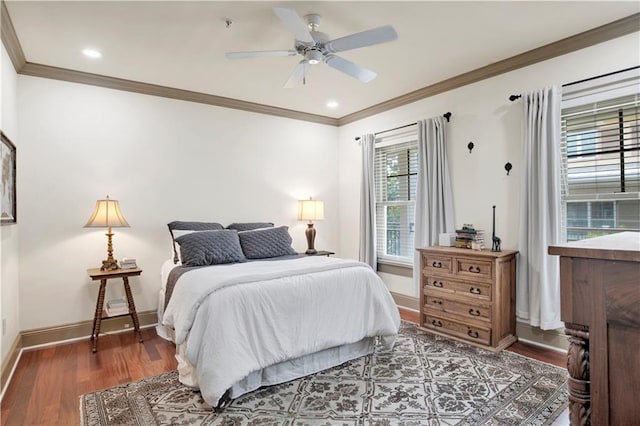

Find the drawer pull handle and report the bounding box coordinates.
[432,281,444,288]
[470,287,481,295]
[468,309,480,317]
[432,320,443,327]
[468,266,481,273]
[432,261,443,268]
[432,299,442,305]
[468,330,480,338]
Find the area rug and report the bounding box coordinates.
[80,322,568,425]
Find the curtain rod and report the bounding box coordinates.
[508,65,640,101]
[355,112,451,141]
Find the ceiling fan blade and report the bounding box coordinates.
[226,50,297,59]
[325,55,377,83]
[284,60,309,88]
[324,25,398,53]
[273,7,315,44]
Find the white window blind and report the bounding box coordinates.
[561,93,640,241]
[374,131,418,265]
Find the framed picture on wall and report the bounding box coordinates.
[1,131,17,225]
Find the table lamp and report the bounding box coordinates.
[297,198,324,254]
[84,195,130,270]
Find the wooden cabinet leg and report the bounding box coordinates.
[565,323,590,426]
[123,277,143,343]
[92,280,107,353]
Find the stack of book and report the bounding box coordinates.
[120,257,137,269]
[455,224,485,250]
[105,298,129,316]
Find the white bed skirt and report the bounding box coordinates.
[176,336,377,401]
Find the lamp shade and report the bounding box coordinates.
[84,196,130,228]
[297,199,324,221]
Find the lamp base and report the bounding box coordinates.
[305,223,317,255]
[101,259,119,271]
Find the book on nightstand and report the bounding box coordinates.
[120,257,138,269]
[105,298,129,316]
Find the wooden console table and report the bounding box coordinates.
[548,232,640,425]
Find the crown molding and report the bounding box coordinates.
[18,62,339,126]
[1,1,26,70]
[1,2,638,127]
[337,12,640,126]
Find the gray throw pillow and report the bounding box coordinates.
[175,230,245,267]
[226,222,274,232]
[168,221,224,263]
[239,226,297,259]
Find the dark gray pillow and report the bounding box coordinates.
[239,226,297,259]
[168,221,224,263]
[226,222,274,232]
[175,230,245,267]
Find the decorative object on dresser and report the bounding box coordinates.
[84,195,130,270]
[418,246,518,351]
[549,232,640,426]
[491,205,502,252]
[88,267,143,353]
[297,197,324,254]
[455,224,484,250]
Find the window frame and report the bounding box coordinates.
[373,129,419,267]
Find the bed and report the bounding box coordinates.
[156,221,401,408]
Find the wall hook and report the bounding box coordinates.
[467,142,474,153]
[224,18,233,28]
[504,162,513,175]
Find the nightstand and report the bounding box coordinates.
[87,267,143,353]
[302,251,335,257]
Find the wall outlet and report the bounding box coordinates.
[2,318,6,336]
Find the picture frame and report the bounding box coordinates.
[1,131,17,225]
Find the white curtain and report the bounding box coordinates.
[516,86,564,330]
[359,134,376,269]
[413,117,456,294]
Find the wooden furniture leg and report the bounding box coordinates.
[91,279,107,353]
[566,323,591,426]
[123,276,143,343]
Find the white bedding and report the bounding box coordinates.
[161,256,401,407]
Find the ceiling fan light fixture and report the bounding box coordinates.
[306,50,323,65]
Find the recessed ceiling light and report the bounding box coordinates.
[82,48,102,59]
[326,100,339,109]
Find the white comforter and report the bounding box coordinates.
[162,256,400,407]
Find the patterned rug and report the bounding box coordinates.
[80,322,568,425]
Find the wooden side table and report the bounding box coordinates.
[87,267,143,353]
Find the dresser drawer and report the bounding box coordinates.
[422,253,453,274]
[423,313,491,346]
[455,257,493,282]
[424,295,491,322]
[423,276,491,301]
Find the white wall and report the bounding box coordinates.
[337,33,640,297]
[1,45,20,362]
[17,76,339,331]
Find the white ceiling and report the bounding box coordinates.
[5,1,639,118]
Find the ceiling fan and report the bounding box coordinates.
[225,7,398,88]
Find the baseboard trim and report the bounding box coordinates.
[390,292,419,311]
[515,321,569,351]
[20,310,158,348]
[1,333,22,398]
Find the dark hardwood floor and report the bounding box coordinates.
[0,309,567,425]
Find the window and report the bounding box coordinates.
[374,131,418,265]
[561,93,640,241]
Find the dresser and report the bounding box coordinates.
[418,247,518,351]
[548,232,640,426]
